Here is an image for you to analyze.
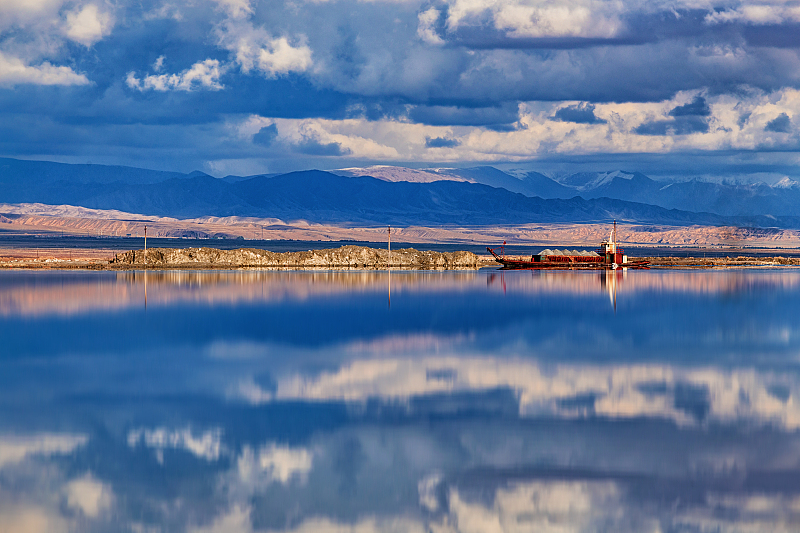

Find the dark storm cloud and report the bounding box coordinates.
[295,140,351,156]
[408,103,519,127]
[742,23,800,48]
[669,96,711,117]
[253,125,278,146]
[425,136,461,148]
[635,116,710,136]
[552,103,606,124]
[765,113,792,133]
[636,98,712,136]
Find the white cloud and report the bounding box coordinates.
[235,351,800,429]
[0,506,69,533]
[417,8,444,45]
[213,0,254,19]
[153,55,165,72]
[418,472,443,511]
[214,5,313,78]
[127,427,224,461]
[64,4,114,46]
[217,22,313,77]
[189,505,252,533]
[0,51,90,87]
[436,0,800,40]
[495,2,622,38]
[142,2,184,21]
[193,508,427,533]
[126,59,225,91]
[239,87,800,163]
[442,0,625,38]
[705,4,800,25]
[0,433,88,468]
[445,481,625,533]
[64,474,113,518]
[236,443,313,485]
[0,0,65,28]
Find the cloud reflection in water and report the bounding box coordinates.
[2,268,800,531]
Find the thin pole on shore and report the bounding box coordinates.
[144,225,147,268]
[388,225,391,308]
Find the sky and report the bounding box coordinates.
[1,0,800,180]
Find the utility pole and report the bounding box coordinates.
[388,225,391,268]
[144,225,147,268]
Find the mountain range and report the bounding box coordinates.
[2,157,799,228]
[336,166,800,218]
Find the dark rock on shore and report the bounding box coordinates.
[109,245,484,269]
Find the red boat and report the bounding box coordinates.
[487,222,650,270]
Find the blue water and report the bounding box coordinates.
[2,268,800,532]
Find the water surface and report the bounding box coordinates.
[2,268,800,532]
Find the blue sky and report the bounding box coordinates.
[1,0,800,180]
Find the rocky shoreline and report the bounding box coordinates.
[2,245,800,270]
[108,245,486,269]
[645,256,800,267]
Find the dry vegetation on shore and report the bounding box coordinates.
[1,246,800,270]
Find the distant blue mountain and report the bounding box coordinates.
[410,166,800,218]
[1,158,799,228]
[444,167,576,199]
[553,171,800,217]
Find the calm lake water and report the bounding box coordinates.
[2,267,800,532]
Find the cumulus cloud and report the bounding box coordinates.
[236,444,313,485]
[0,433,88,468]
[0,0,66,30]
[237,353,800,429]
[126,59,224,91]
[226,33,312,77]
[0,505,69,533]
[417,7,444,45]
[0,51,89,87]
[705,4,800,25]
[215,12,312,77]
[213,0,254,20]
[153,55,165,72]
[64,474,113,518]
[127,427,224,461]
[440,0,629,38]
[446,481,623,533]
[64,4,114,46]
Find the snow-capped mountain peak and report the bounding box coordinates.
[774,177,799,189]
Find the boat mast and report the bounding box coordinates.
[613,220,616,254]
